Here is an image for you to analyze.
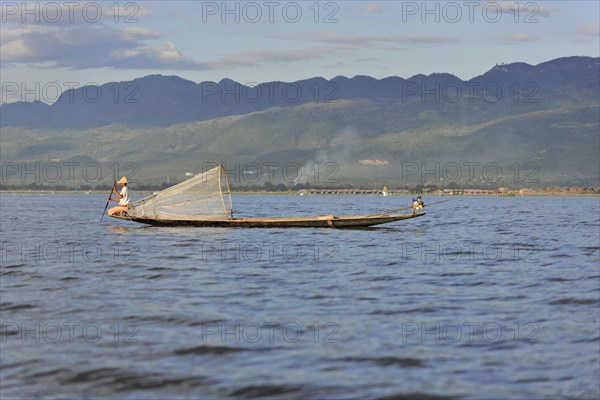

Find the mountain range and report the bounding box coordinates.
[1,56,599,187]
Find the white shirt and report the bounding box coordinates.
[119,186,130,206]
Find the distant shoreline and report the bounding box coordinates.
[1,190,598,197]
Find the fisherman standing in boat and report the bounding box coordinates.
[108,176,130,216]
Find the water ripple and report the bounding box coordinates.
[1,194,598,399]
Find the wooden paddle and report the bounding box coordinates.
[371,198,452,216]
[99,181,116,223]
[370,204,414,216]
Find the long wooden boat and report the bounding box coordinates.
[106,165,427,229]
[110,212,425,228]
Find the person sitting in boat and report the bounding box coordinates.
[412,196,424,214]
[108,176,130,217]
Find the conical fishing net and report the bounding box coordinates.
[129,165,232,220]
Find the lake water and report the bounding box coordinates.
[1,194,599,399]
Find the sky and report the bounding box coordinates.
[1,0,599,103]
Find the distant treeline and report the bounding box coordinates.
[0,181,471,192]
[3,182,598,193]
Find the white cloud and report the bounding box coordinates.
[358,4,383,14]
[111,48,141,58]
[121,27,161,40]
[571,23,600,42]
[496,33,541,43]
[204,31,458,70]
[0,18,206,70]
[484,1,559,18]
[0,25,54,41]
[0,1,175,70]
[0,2,153,26]
[276,32,459,48]
[109,41,206,69]
[1,38,34,59]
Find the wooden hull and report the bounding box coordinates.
[111,212,425,228]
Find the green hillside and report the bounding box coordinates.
[2,98,598,188]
